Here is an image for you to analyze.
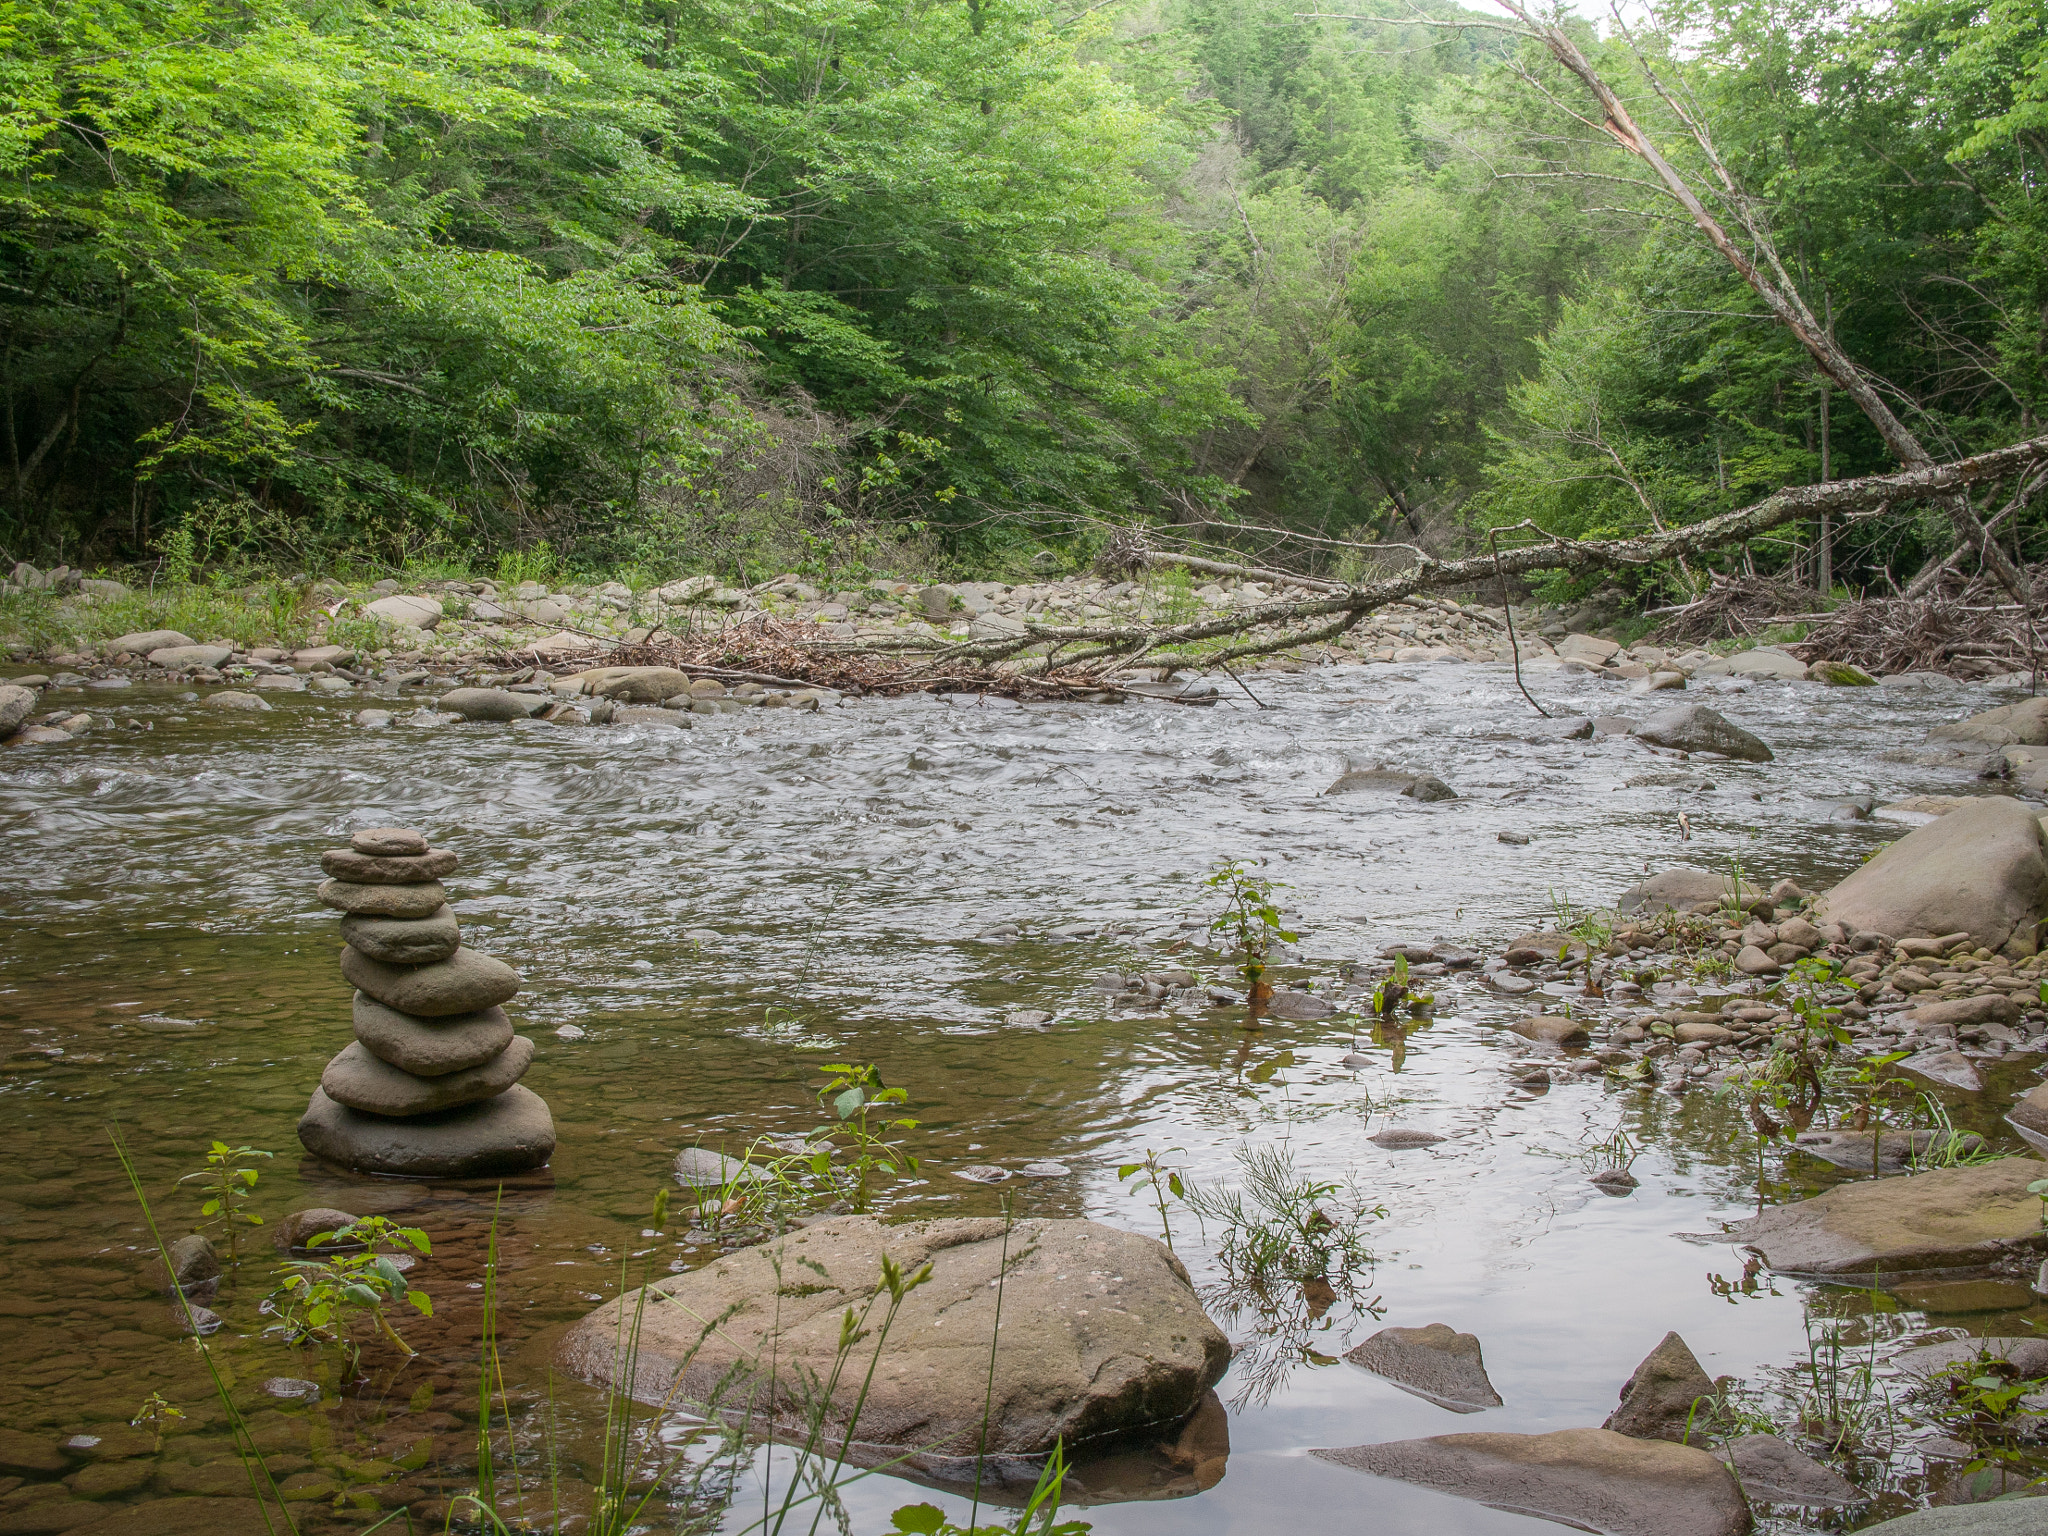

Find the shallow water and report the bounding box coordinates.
[1,660,2043,1534]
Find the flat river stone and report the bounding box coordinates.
[320,846,458,884]
[557,1215,1230,1471]
[1727,1157,2048,1278]
[322,1036,531,1115]
[340,945,519,1016]
[351,827,427,856]
[1854,1505,2048,1534]
[298,1084,555,1176]
[1314,1427,1749,1536]
[339,906,460,964]
[352,994,513,1075]
[319,878,448,918]
[1345,1323,1501,1412]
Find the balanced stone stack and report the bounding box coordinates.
[297,827,556,1176]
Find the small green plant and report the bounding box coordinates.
[1118,1147,1187,1252]
[158,524,196,588]
[1148,564,1199,627]
[807,1062,921,1213]
[178,1140,272,1264]
[888,1447,1092,1534]
[269,1216,433,1372]
[495,540,558,589]
[130,1391,184,1452]
[2029,1178,2048,1228]
[1207,858,1296,1019]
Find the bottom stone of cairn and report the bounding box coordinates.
[300,1085,556,1177]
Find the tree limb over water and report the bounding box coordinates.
[824,433,2048,685]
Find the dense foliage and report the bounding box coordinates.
[1,0,2042,588]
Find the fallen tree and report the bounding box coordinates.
[543,432,2048,697]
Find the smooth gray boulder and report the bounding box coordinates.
[362,593,442,629]
[558,1216,1230,1473]
[1852,1504,2048,1534]
[1714,1434,1861,1506]
[1345,1323,1501,1412]
[351,994,512,1076]
[1325,767,1458,801]
[201,690,271,712]
[674,1146,765,1189]
[339,906,460,964]
[105,629,196,654]
[321,1037,531,1115]
[1727,1158,2048,1278]
[1815,797,2048,955]
[0,683,33,736]
[318,877,448,918]
[147,644,234,670]
[1930,696,2048,747]
[1313,1428,1751,1536]
[436,687,544,722]
[340,945,519,1016]
[298,1084,555,1176]
[1616,866,1763,914]
[590,667,693,703]
[1604,1331,1719,1443]
[320,846,459,884]
[1900,1048,1986,1092]
[1632,705,1773,762]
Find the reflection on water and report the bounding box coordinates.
[1,661,2043,1532]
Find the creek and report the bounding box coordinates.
[0,660,2039,1534]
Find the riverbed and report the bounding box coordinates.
[0,659,2039,1534]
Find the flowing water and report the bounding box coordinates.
[2,660,2042,1535]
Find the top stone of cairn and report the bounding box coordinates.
[351,827,429,857]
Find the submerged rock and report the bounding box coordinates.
[1815,796,2048,955]
[272,1208,360,1253]
[1793,1128,1984,1175]
[557,1215,1229,1474]
[1370,1128,1446,1150]
[1632,704,1773,762]
[1267,990,1334,1020]
[1899,1049,1985,1092]
[1345,1323,1501,1412]
[1603,1331,1720,1443]
[436,687,545,722]
[1714,1434,1861,1506]
[1726,1158,2048,1278]
[142,1233,221,1296]
[1313,1428,1750,1536]
[1325,767,1458,801]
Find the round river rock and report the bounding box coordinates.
[321,1036,533,1115]
[352,993,513,1075]
[339,906,460,964]
[298,1084,556,1176]
[339,944,519,1016]
[318,878,448,919]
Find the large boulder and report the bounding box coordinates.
[362,593,443,629]
[1631,705,1773,762]
[1603,1332,1718,1442]
[1813,797,2048,954]
[1726,1158,2048,1278]
[298,1084,554,1175]
[1616,866,1763,915]
[148,644,234,670]
[105,629,196,654]
[1345,1324,1501,1413]
[339,945,519,1016]
[1930,696,2048,747]
[1313,1428,1751,1536]
[0,683,34,736]
[436,688,544,722]
[1726,647,1806,679]
[557,1216,1230,1474]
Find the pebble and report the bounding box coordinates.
[555,1024,587,1039]
[1018,1161,1071,1177]
[953,1164,1012,1183]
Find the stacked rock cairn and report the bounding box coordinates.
[297,827,556,1177]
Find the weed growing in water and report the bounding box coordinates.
[267,1216,433,1373]
[1182,1142,1383,1286]
[808,1062,922,1213]
[178,1139,272,1265]
[1206,858,1296,1022]
[130,1391,184,1452]
[1117,1148,1186,1253]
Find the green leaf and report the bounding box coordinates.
[888,1502,948,1533]
[1166,1173,1184,1198]
[1117,1163,1142,1179]
[407,1290,433,1316]
[835,1086,866,1120]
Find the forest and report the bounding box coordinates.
[4,0,2045,604]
